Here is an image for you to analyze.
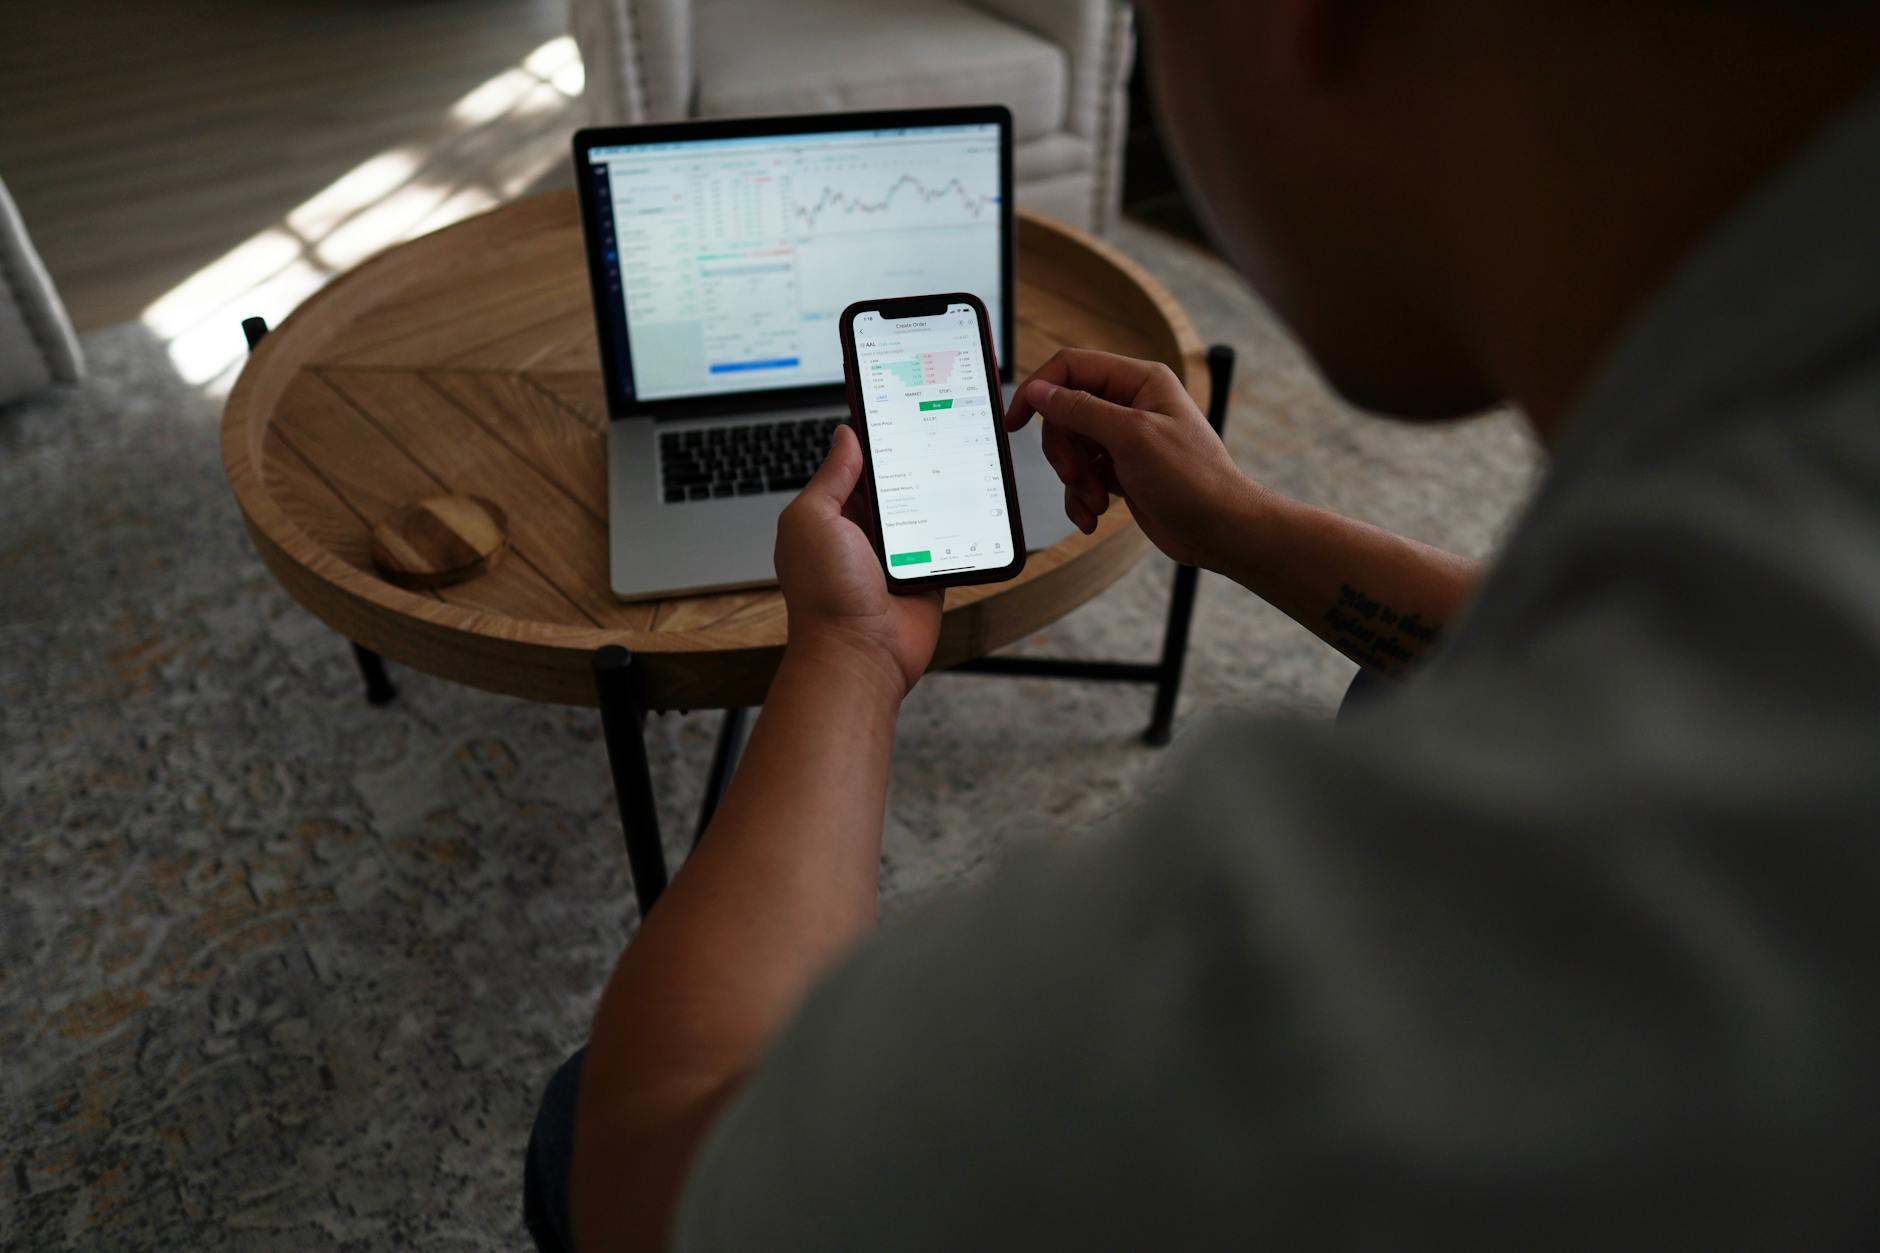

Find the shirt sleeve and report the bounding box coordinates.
[672,552,1880,1251]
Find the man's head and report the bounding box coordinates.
[1133,0,1880,433]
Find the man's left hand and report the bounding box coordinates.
[774,424,943,695]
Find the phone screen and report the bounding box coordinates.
[852,303,1016,580]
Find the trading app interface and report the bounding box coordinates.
[853,305,1012,579]
[588,123,1003,402]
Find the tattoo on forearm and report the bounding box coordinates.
[1322,584,1442,677]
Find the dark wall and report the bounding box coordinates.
[1120,45,1213,250]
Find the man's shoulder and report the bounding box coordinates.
[1445,347,1880,689]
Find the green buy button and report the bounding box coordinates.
[918,399,953,411]
[890,550,932,567]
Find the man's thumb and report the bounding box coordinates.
[805,421,863,509]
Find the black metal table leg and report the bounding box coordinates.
[592,646,668,916]
[1142,561,1201,746]
[1142,343,1235,745]
[351,642,398,705]
[693,707,748,847]
[245,314,400,709]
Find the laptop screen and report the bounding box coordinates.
[583,119,1006,406]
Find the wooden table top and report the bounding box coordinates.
[222,191,1205,710]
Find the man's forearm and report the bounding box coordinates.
[571,636,907,1253]
[1206,482,1480,676]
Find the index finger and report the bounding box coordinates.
[1004,348,1172,433]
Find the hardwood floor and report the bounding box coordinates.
[0,0,578,333]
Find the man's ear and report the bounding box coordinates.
[1260,0,1369,86]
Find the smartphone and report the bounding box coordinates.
[838,293,1026,592]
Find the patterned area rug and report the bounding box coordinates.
[0,220,1539,1248]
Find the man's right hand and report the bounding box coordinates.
[1005,348,1260,571]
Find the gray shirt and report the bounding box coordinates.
[675,80,1880,1250]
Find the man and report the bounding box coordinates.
[529,2,1880,1249]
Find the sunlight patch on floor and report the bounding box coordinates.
[143,35,584,396]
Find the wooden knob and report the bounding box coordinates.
[370,494,509,589]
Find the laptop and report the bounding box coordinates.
[572,106,1075,601]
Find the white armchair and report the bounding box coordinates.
[570,0,1135,232]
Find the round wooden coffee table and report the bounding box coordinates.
[223,190,1209,910]
[223,190,1206,711]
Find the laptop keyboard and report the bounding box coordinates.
[659,416,847,503]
